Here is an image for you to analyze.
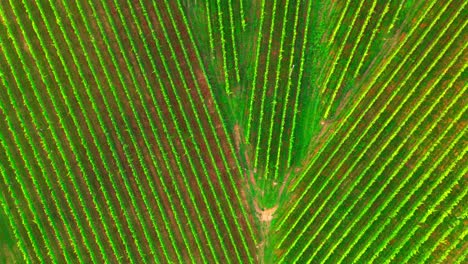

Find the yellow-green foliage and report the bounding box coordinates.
[0,0,466,263]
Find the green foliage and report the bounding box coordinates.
[0,0,466,263]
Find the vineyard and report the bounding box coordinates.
[0,0,466,263]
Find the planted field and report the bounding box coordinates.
[0,0,466,263]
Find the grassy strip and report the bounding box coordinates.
[264,0,291,181]
[253,0,278,175]
[289,0,338,165]
[287,0,314,165]
[274,0,301,180]
[245,0,266,143]
[215,0,231,95]
[205,1,215,59]
[227,0,241,84]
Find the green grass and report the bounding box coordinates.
[0,0,466,263]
